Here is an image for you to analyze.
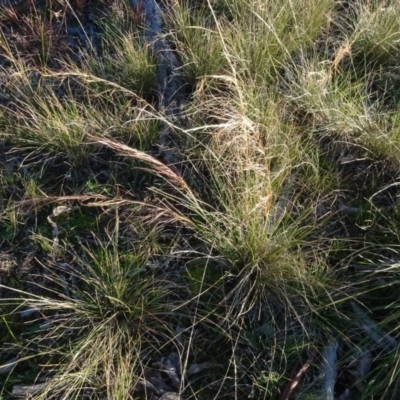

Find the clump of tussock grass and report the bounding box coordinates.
[78,15,157,99]
[283,50,400,166]
[96,66,344,398]
[347,1,400,68]
[0,0,70,68]
[164,3,228,86]
[0,65,158,168]
[1,236,188,400]
[166,0,333,88]
[214,0,332,83]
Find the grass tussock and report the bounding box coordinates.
[1,0,400,399]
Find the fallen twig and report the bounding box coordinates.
[322,341,338,400]
[280,349,316,400]
[351,301,398,353]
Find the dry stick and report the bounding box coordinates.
[322,341,338,400]
[15,194,109,211]
[11,384,46,397]
[280,349,317,400]
[351,301,398,353]
[130,0,187,166]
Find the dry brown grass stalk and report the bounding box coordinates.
[94,136,189,190]
[15,194,109,211]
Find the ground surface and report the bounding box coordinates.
[1,0,400,399]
